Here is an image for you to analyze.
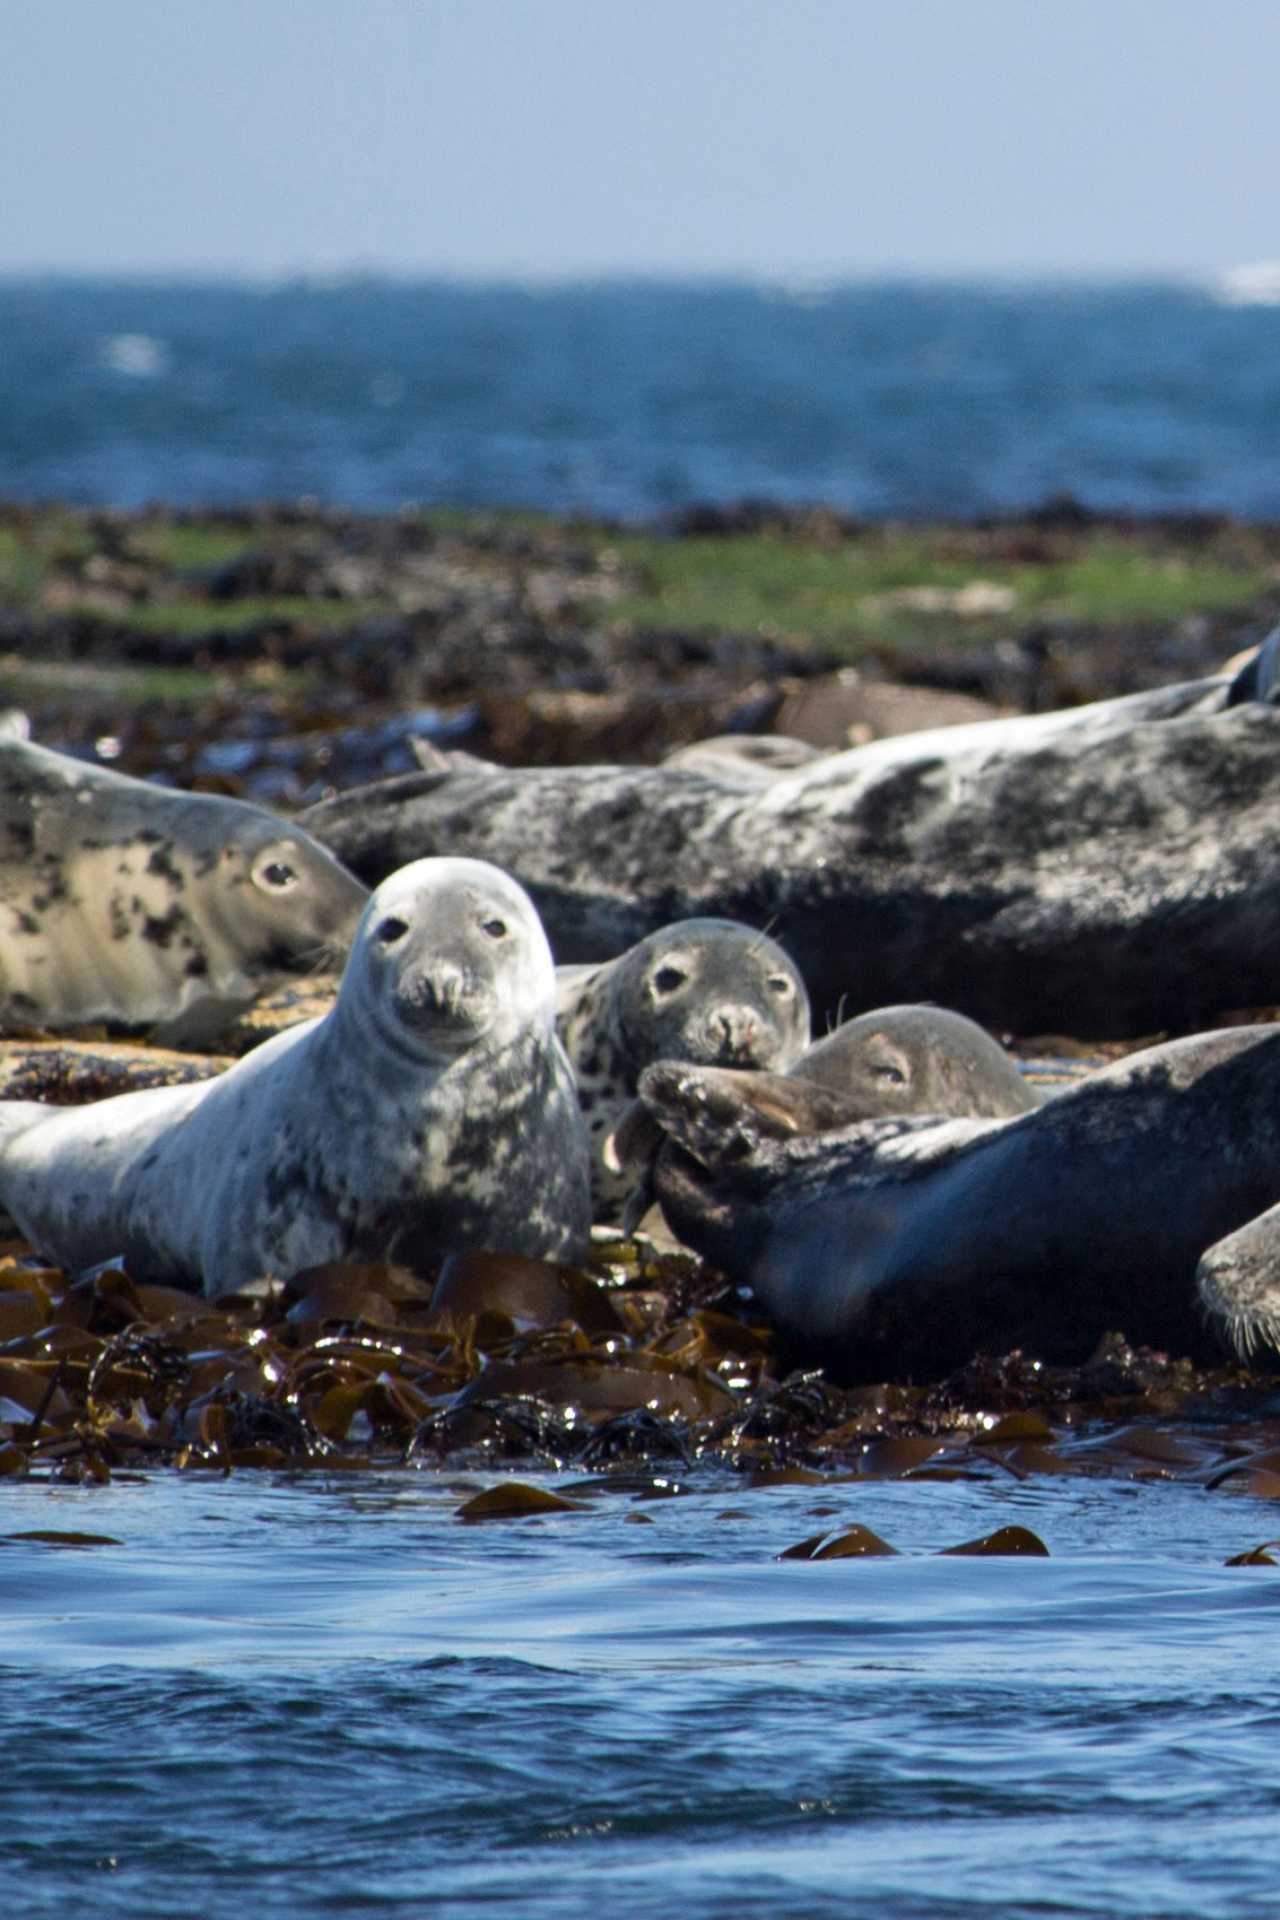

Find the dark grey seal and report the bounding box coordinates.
[0,858,591,1294]
[0,739,368,1035]
[300,663,1273,1037]
[634,1025,1280,1378]
[555,917,810,1220]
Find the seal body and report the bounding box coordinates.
[794,1004,1041,1118]
[301,668,1280,1038]
[640,1025,1280,1378]
[555,917,810,1220]
[0,857,591,1293]
[0,739,368,1035]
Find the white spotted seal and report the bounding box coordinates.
[0,857,591,1293]
[635,1025,1280,1378]
[0,739,368,1036]
[554,917,810,1221]
[301,664,1280,1037]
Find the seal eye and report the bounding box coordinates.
[481,917,509,940]
[766,975,793,997]
[375,916,410,945]
[873,1063,908,1086]
[255,860,299,892]
[652,965,687,995]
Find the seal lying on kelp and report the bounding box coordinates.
[0,858,591,1294]
[300,658,1280,1038]
[0,739,367,1036]
[556,917,810,1219]
[632,1025,1280,1378]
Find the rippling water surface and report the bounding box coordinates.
[4,1469,1280,1917]
[4,276,1280,518]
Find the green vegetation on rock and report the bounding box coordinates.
[600,530,1273,656]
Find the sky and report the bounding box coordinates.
[4,0,1278,281]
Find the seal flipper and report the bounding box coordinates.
[637,1060,867,1169]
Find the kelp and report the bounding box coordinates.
[0,1238,1277,1505]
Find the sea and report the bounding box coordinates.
[3,274,1280,520]
[5,276,1280,1917]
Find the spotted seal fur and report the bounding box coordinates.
[300,664,1272,1037]
[0,857,591,1294]
[0,738,368,1036]
[555,917,810,1221]
[635,1025,1280,1378]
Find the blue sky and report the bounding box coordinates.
[5,0,1277,279]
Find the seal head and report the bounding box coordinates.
[556,916,810,1220]
[794,1004,1040,1119]
[0,739,368,1036]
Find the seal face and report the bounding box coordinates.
[555,917,810,1221]
[637,1025,1280,1379]
[793,1005,1041,1119]
[0,739,368,1035]
[0,857,591,1294]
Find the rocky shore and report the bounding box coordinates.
[4,498,1279,803]
[4,498,1280,1478]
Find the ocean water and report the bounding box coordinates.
[3,275,1280,519]
[4,1468,1280,1918]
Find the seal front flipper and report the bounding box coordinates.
[637,1060,869,1165]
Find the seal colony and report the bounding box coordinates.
[301,657,1280,1037]
[555,917,810,1219]
[0,739,368,1037]
[0,858,591,1294]
[633,1025,1280,1379]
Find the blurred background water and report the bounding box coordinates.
[4,276,1280,520]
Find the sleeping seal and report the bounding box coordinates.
[0,739,367,1035]
[555,917,810,1220]
[0,857,591,1294]
[301,665,1280,1037]
[637,1025,1280,1378]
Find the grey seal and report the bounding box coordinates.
[794,1004,1040,1118]
[0,739,368,1036]
[612,1003,1039,1231]
[1197,1201,1280,1360]
[299,664,1268,1037]
[635,1025,1280,1378]
[0,857,591,1294]
[555,917,810,1220]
